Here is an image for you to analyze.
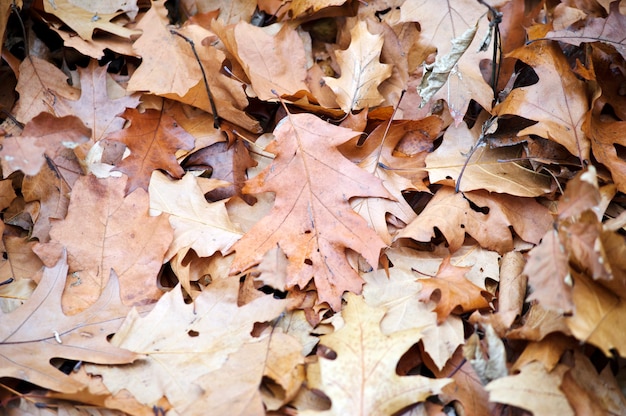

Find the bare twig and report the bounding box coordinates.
[170,30,221,129]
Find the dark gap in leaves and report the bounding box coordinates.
[374,7,392,22]
[614,143,626,160]
[513,60,539,88]
[462,100,484,129]
[396,342,422,376]
[244,97,280,132]
[302,18,338,43]
[464,194,490,215]
[50,358,79,375]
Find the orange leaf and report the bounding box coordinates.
[229,113,390,310]
[419,256,490,324]
[108,108,195,194]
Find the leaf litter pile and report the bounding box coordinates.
[1,0,626,414]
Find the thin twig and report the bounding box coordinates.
[170,30,221,129]
[455,116,497,193]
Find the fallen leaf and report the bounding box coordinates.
[398,187,552,253]
[486,361,574,416]
[87,278,286,412]
[495,42,591,161]
[323,20,392,113]
[36,175,172,314]
[148,171,242,261]
[234,21,310,101]
[55,60,140,143]
[546,1,626,60]
[42,0,141,41]
[0,252,138,394]
[108,108,195,194]
[229,113,390,310]
[419,256,491,324]
[426,121,552,197]
[301,293,451,415]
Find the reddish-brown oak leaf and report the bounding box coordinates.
[35,175,172,314]
[0,252,138,394]
[108,108,195,194]
[229,113,390,310]
[419,256,491,323]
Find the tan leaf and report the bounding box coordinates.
[148,171,243,260]
[0,252,138,394]
[323,20,392,113]
[229,113,390,310]
[42,0,141,41]
[486,362,575,416]
[87,278,286,411]
[426,121,552,197]
[302,293,451,415]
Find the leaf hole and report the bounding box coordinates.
[304,258,313,266]
[304,230,312,234]
[187,330,199,337]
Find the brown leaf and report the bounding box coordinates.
[234,21,310,101]
[0,112,89,177]
[36,175,172,314]
[398,187,552,253]
[12,57,79,124]
[495,42,591,161]
[546,1,626,60]
[419,256,490,324]
[108,108,195,193]
[41,0,141,41]
[524,228,574,314]
[229,113,390,310]
[0,252,138,393]
[585,112,626,194]
[323,20,392,113]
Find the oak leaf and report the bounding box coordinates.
[229,113,390,310]
[398,187,552,253]
[126,2,201,97]
[107,108,195,194]
[323,20,392,113]
[546,1,626,60]
[495,42,592,161]
[426,121,552,197]
[148,171,243,261]
[36,175,172,314]
[55,60,140,143]
[486,361,574,415]
[524,228,574,314]
[301,293,451,415]
[12,56,79,124]
[399,0,493,122]
[0,252,138,393]
[87,278,287,412]
[419,256,491,324]
[234,21,310,101]
[41,0,141,41]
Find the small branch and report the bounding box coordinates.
[170,30,221,129]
